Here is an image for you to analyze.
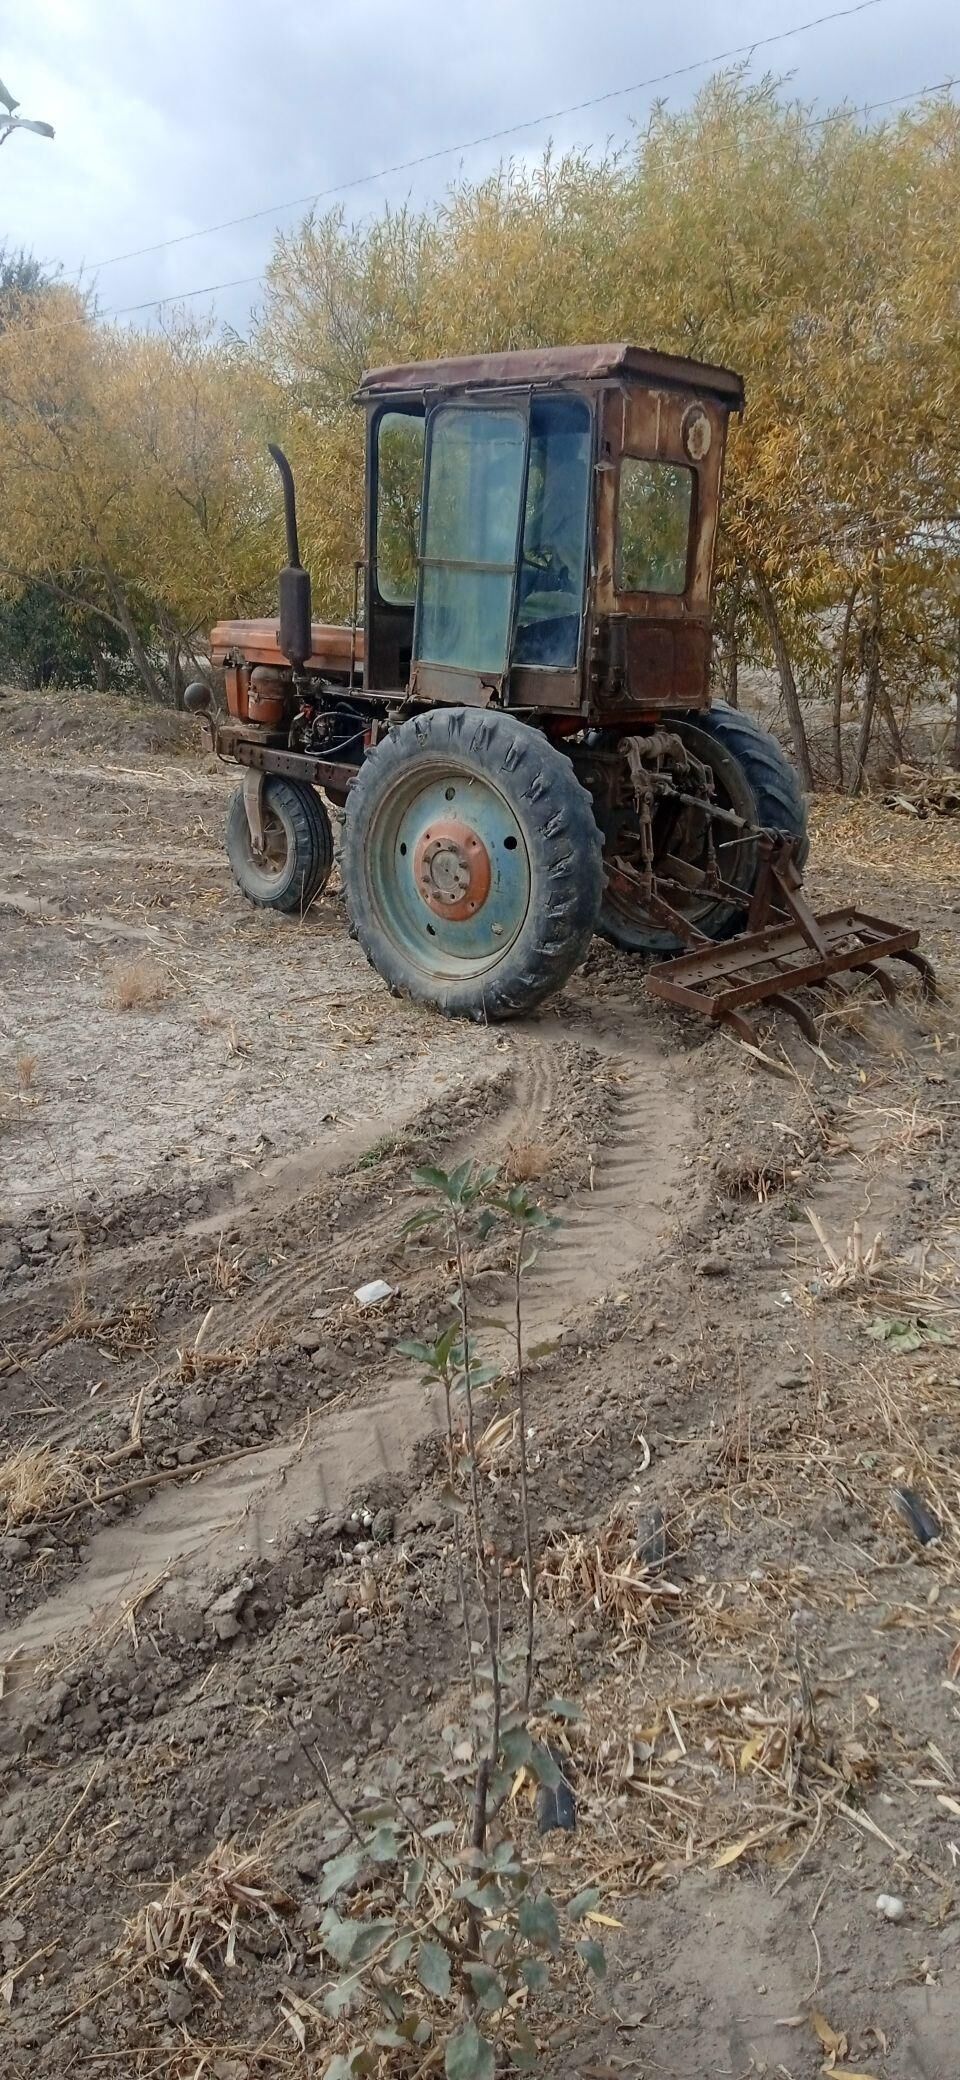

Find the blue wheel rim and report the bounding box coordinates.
[366,764,531,979]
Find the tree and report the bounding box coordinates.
[0,296,280,700]
[258,76,960,788]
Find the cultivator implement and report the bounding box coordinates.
[645,834,936,1048]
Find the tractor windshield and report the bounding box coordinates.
[414,396,593,680]
[416,406,527,675]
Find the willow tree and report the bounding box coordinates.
[0,294,279,698]
[259,75,960,786]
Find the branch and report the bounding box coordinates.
[0,566,129,639]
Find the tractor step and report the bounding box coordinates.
[645,834,936,1048]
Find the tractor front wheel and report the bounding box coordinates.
[225,776,334,915]
[342,707,603,1020]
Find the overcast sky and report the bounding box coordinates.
[1,0,955,334]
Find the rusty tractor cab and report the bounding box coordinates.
[188,343,932,1033]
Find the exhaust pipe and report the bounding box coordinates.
[269,443,312,671]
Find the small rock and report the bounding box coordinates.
[877,1893,905,1922]
[166,1982,194,2023]
[212,1613,243,1643]
[0,1243,22,1275]
[22,1228,51,1255]
[206,1579,252,1621]
[354,1279,394,1308]
[695,1251,731,1278]
[0,1917,26,1946]
[41,1681,71,1724]
[396,1495,445,1537]
[296,1328,325,1354]
[1,1536,31,1562]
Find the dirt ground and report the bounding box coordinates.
[2,687,960,2080]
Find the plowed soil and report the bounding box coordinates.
[2,689,960,2080]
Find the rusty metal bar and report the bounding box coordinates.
[215,723,358,799]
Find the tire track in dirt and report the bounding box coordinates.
[203,1029,568,1349]
[0,1000,688,1685]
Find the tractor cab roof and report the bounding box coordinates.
[357,341,745,409]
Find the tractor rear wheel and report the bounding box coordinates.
[701,702,809,867]
[342,707,603,1020]
[226,776,334,915]
[598,705,808,955]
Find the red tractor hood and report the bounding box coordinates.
[210,618,364,672]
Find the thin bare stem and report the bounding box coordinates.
[453,1210,501,1857]
[514,1233,537,1713]
[442,1366,476,1700]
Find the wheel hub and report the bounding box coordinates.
[414,818,492,921]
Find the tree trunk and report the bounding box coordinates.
[952,612,960,772]
[166,637,185,710]
[831,579,859,792]
[720,569,742,707]
[86,628,111,694]
[751,562,815,793]
[851,564,883,797]
[877,681,905,766]
[102,570,164,704]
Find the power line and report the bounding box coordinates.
[103,69,959,322]
[92,0,884,283]
[107,271,265,318]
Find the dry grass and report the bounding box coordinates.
[14,1051,37,1092]
[183,1234,251,1300]
[0,1295,156,1381]
[115,1840,296,1999]
[0,1443,84,1531]
[503,1135,562,1185]
[540,1507,683,1641]
[104,957,169,1012]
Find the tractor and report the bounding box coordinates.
[187,344,930,1036]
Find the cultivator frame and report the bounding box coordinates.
[645,834,936,1047]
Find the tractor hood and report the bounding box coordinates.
[210,618,364,672]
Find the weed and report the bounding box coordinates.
[14,1052,37,1093]
[105,957,168,1012]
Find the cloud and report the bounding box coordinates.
[1,0,951,332]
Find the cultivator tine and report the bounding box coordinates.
[893,946,938,999]
[721,1009,760,1051]
[764,991,820,1045]
[855,959,899,1006]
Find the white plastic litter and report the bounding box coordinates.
[354,1279,394,1308]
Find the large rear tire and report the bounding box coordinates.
[598,705,808,955]
[226,776,334,915]
[342,707,603,1020]
[701,702,809,867]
